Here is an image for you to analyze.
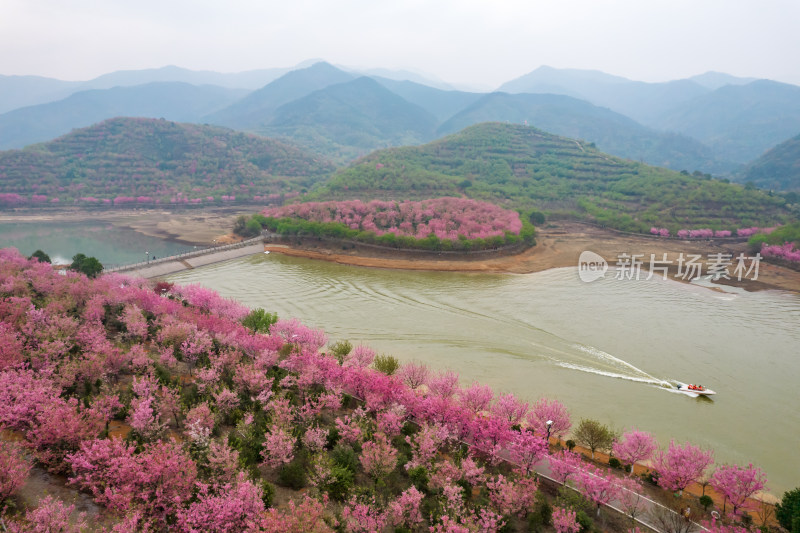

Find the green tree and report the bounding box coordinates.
[241,308,278,334]
[233,215,263,237]
[70,253,103,278]
[373,354,399,375]
[572,419,618,460]
[776,487,800,532]
[30,249,51,263]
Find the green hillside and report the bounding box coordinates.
[260,77,438,162]
[436,92,732,174]
[312,122,795,232]
[0,117,336,205]
[739,133,800,192]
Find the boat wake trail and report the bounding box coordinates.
[533,340,673,387]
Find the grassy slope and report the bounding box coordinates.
[311,122,796,232]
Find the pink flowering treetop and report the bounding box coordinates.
[360,433,398,481]
[612,429,658,473]
[263,197,524,242]
[549,449,584,485]
[398,361,430,390]
[653,440,714,493]
[508,429,549,475]
[577,464,619,513]
[4,495,88,533]
[553,507,581,533]
[459,382,494,414]
[490,392,529,426]
[527,397,571,441]
[0,440,31,507]
[710,463,767,517]
[261,426,295,469]
[176,473,265,533]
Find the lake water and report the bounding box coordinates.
[0,221,193,266]
[167,252,800,496]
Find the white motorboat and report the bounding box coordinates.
[676,382,716,396]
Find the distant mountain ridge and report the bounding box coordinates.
[497,65,709,124]
[2,62,800,174]
[435,92,731,173]
[652,80,800,164]
[739,133,800,191]
[258,76,438,162]
[0,82,247,150]
[205,62,356,130]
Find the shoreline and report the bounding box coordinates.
[4,207,798,292]
[0,206,253,246]
[263,221,800,293]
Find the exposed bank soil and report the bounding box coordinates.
[265,221,800,293]
[0,206,253,246]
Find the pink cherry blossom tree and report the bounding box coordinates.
[549,449,584,485]
[360,433,398,482]
[553,507,581,533]
[458,382,494,414]
[508,429,549,475]
[261,426,295,469]
[527,397,571,442]
[653,440,714,494]
[4,495,88,533]
[490,393,529,426]
[176,473,265,533]
[612,429,658,474]
[710,463,767,517]
[578,465,619,515]
[0,441,30,508]
[398,361,429,390]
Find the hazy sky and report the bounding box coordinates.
[2,0,799,89]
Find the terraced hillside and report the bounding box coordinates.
[312,122,795,232]
[0,117,335,205]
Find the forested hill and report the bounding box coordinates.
[311,122,795,232]
[739,133,800,192]
[0,117,336,205]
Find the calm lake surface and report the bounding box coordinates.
[0,221,193,266]
[165,252,796,495]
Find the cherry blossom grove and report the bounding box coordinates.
[0,248,770,532]
[263,197,524,241]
